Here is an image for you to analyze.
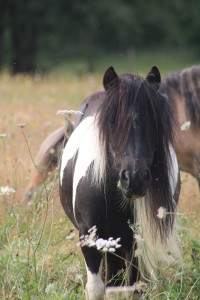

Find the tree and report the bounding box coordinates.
[9,0,41,74]
[0,0,6,70]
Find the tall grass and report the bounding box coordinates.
[0,57,200,299]
[0,176,200,299]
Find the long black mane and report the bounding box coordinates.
[161,65,200,128]
[97,73,177,238]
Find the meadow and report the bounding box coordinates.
[1,51,200,299]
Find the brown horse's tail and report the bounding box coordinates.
[24,120,74,201]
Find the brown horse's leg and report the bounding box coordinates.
[24,121,74,201]
[24,154,60,201]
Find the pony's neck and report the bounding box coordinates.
[73,115,107,187]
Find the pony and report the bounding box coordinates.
[59,66,181,299]
[24,65,200,201]
[160,65,200,186]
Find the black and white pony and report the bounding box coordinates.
[59,66,181,299]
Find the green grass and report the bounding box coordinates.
[0,190,200,299]
[0,184,85,300]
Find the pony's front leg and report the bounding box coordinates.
[81,246,104,300]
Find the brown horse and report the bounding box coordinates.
[25,65,200,200]
[161,65,200,184]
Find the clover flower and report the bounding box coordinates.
[0,186,16,196]
[78,225,121,253]
[157,206,167,219]
[180,121,191,131]
[56,109,83,120]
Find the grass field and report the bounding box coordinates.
[1,52,200,299]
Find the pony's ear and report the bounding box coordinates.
[146,66,161,90]
[103,66,119,91]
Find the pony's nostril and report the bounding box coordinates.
[120,170,130,185]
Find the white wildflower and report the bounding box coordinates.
[18,123,26,128]
[96,237,121,253]
[180,121,191,131]
[96,238,106,249]
[45,282,56,294]
[157,206,167,219]
[87,241,96,247]
[133,280,148,293]
[0,186,16,196]
[66,232,76,240]
[102,247,109,252]
[134,233,144,242]
[106,281,148,296]
[115,238,121,243]
[78,225,121,253]
[0,133,6,138]
[134,248,142,257]
[108,247,116,252]
[88,225,97,233]
[75,273,83,284]
[78,225,97,247]
[49,148,55,155]
[56,109,83,120]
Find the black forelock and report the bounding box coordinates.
[97,72,177,239]
[97,73,174,156]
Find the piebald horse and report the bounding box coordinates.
[59,66,181,299]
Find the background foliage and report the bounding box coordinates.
[0,0,200,73]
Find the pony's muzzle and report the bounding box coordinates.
[120,169,151,199]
